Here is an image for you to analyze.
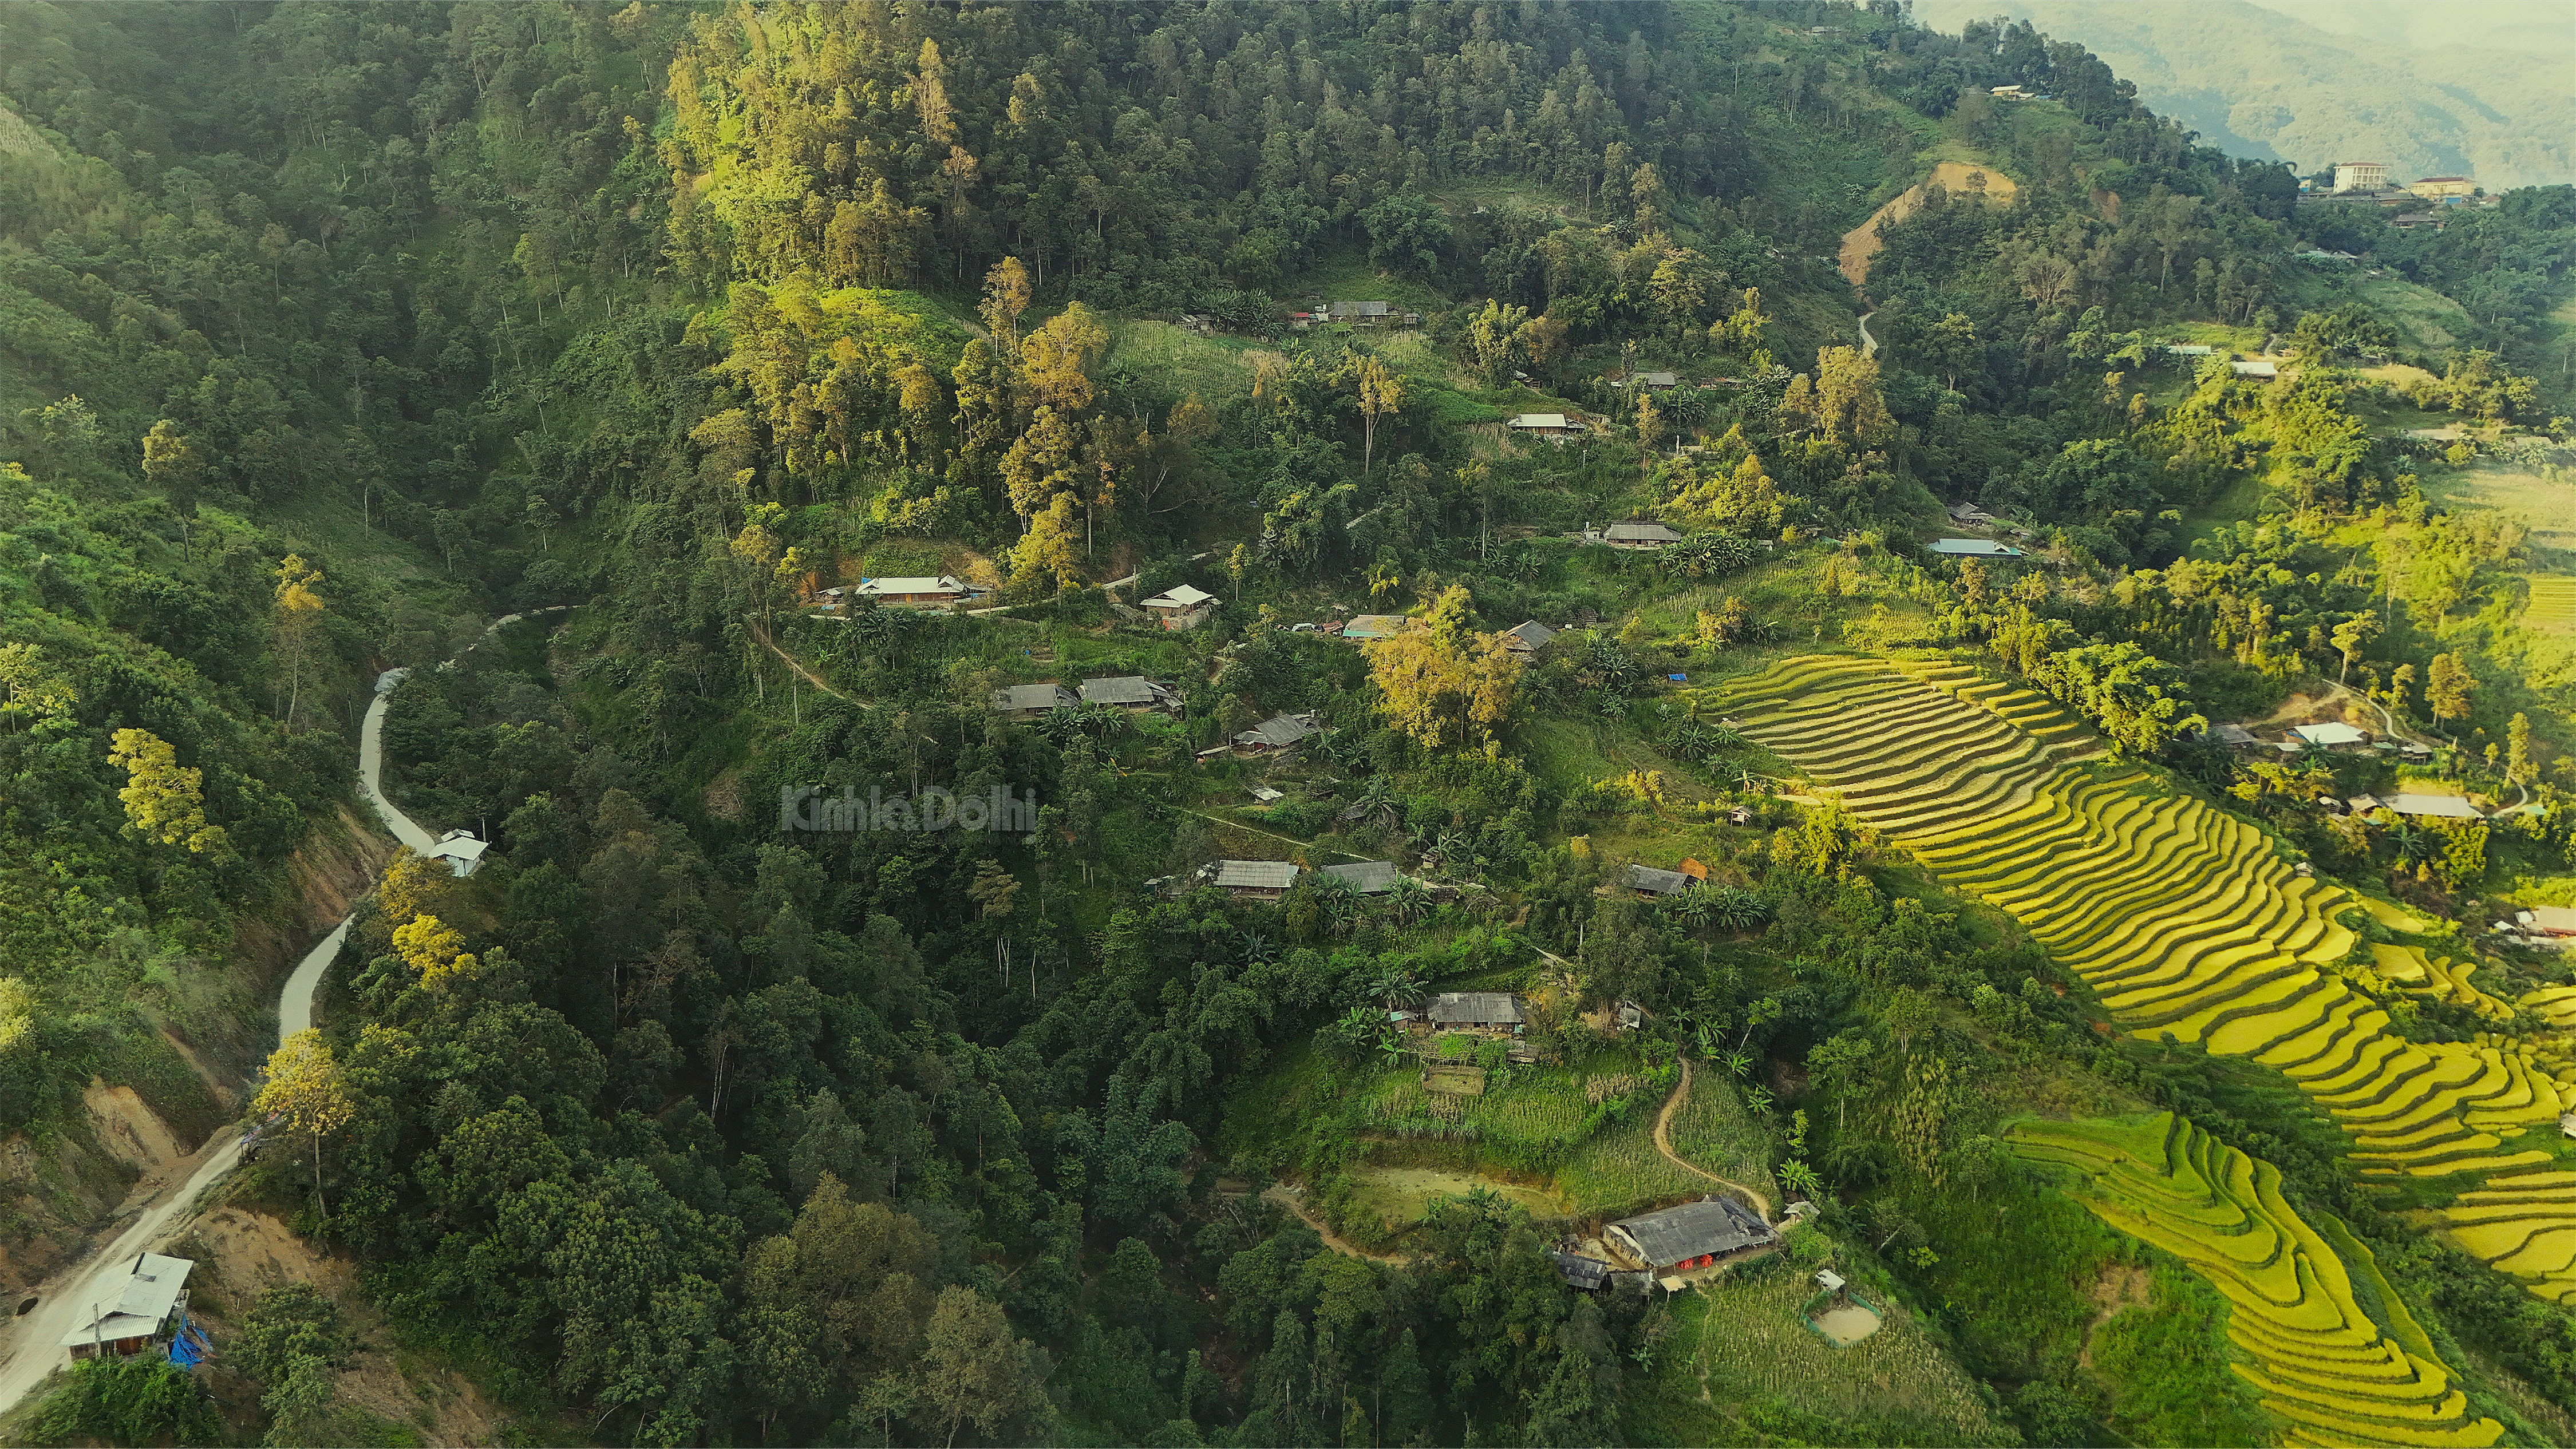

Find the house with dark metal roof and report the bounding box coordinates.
[1424,992,1525,1029]
[1501,620,1557,656]
[1081,675,1180,714]
[1603,520,1684,550]
[1549,1249,1611,1290]
[1626,864,1695,896]
[1233,712,1321,753]
[2210,723,2259,749]
[990,683,1078,720]
[1199,859,1301,900]
[1607,1197,1775,1272]
[1321,861,1401,895]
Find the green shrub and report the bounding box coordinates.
[21,1354,222,1447]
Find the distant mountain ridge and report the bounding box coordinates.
[1912,0,2573,189]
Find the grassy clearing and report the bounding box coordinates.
[1105,319,1263,406]
[2419,462,2576,549]
[1665,1067,1779,1198]
[1638,1257,2018,1447]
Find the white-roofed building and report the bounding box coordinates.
[1506,413,1581,439]
[428,829,489,878]
[2230,359,2278,379]
[1140,583,1218,631]
[1928,538,2024,557]
[2384,793,2484,821]
[1603,521,1684,550]
[61,1252,192,1360]
[2291,722,2369,749]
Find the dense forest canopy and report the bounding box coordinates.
[2,2,2575,1446]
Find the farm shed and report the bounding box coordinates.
[1613,370,1680,390]
[1626,864,1696,896]
[1199,860,1300,901]
[990,683,1077,720]
[1321,861,1401,895]
[62,1252,193,1361]
[2210,723,2259,749]
[1501,620,1558,655]
[1607,1197,1775,1272]
[1424,992,1526,1030]
[1234,713,1320,753]
[429,829,489,878]
[2230,359,2278,378]
[2291,722,2368,748]
[1550,1250,1611,1290]
[2384,793,2484,821]
[1928,538,2023,557]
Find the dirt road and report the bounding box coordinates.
[1652,1057,1775,1222]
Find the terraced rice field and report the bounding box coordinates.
[1702,657,2576,1304]
[2522,577,2576,636]
[2012,1115,2502,1448]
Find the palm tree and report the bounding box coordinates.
[1368,961,1422,1010]
[1381,874,1433,925]
[1376,1027,1409,1067]
[1708,886,1770,933]
[1313,872,1363,934]
[1237,931,1278,964]
[1743,1084,1776,1114]
[1722,1050,1753,1079]
[1353,774,1401,827]
[1775,1159,1824,1199]
[1665,889,1716,934]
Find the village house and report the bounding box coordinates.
[1603,520,1684,551]
[428,828,489,878]
[1626,863,1698,897]
[1500,620,1557,657]
[1321,860,1402,895]
[2391,211,2437,231]
[1325,300,1418,326]
[1506,412,1582,441]
[1927,538,2024,557]
[1139,583,1219,631]
[2291,722,2370,750]
[1342,614,1414,640]
[1944,500,1998,528]
[2210,723,2261,751]
[1549,1248,1612,1291]
[990,683,1077,720]
[1613,370,1680,391]
[1080,676,1181,715]
[1199,859,1300,901]
[1606,1197,1776,1277]
[2410,176,2475,201]
[1234,712,1321,754]
[62,1252,194,1361]
[1423,991,1527,1033]
[2165,343,2214,358]
[853,575,970,607]
[2382,793,2484,821]
[2230,359,2278,378]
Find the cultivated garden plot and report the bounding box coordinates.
[2012,1115,2504,1449]
[1703,656,2576,1307]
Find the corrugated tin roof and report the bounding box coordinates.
[855,575,966,595]
[1605,521,1682,542]
[1210,860,1300,890]
[1502,620,1556,649]
[2293,722,2368,746]
[1142,584,1216,609]
[1627,864,1692,894]
[61,1253,191,1346]
[1507,413,1572,429]
[1550,1250,1610,1289]
[1611,1198,1772,1268]
[1322,861,1400,894]
[991,683,1076,712]
[2211,723,2258,745]
[1235,713,1318,748]
[1342,615,1411,638]
[1080,676,1169,706]
[2385,793,2483,819]
[1425,991,1524,1026]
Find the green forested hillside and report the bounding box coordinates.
[4,2,2576,1447]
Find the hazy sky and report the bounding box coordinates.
[2237,0,2572,51]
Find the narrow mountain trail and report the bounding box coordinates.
[749,618,869,708]
[1653,1057,1775,1222]
[1857,310,1878,359]
[0,616,534,1418]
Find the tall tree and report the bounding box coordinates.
[255,1030,356,1219]
[1355,355,1403,478]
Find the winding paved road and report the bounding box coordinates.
[1857,310,1878,359]
[0,618,526,1414]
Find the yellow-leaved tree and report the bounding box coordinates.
[272,553,326,731]
[1363,586,1519,751]
[255,1029,355,1219]
[392,914,478,990]
[107,728,231,857]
